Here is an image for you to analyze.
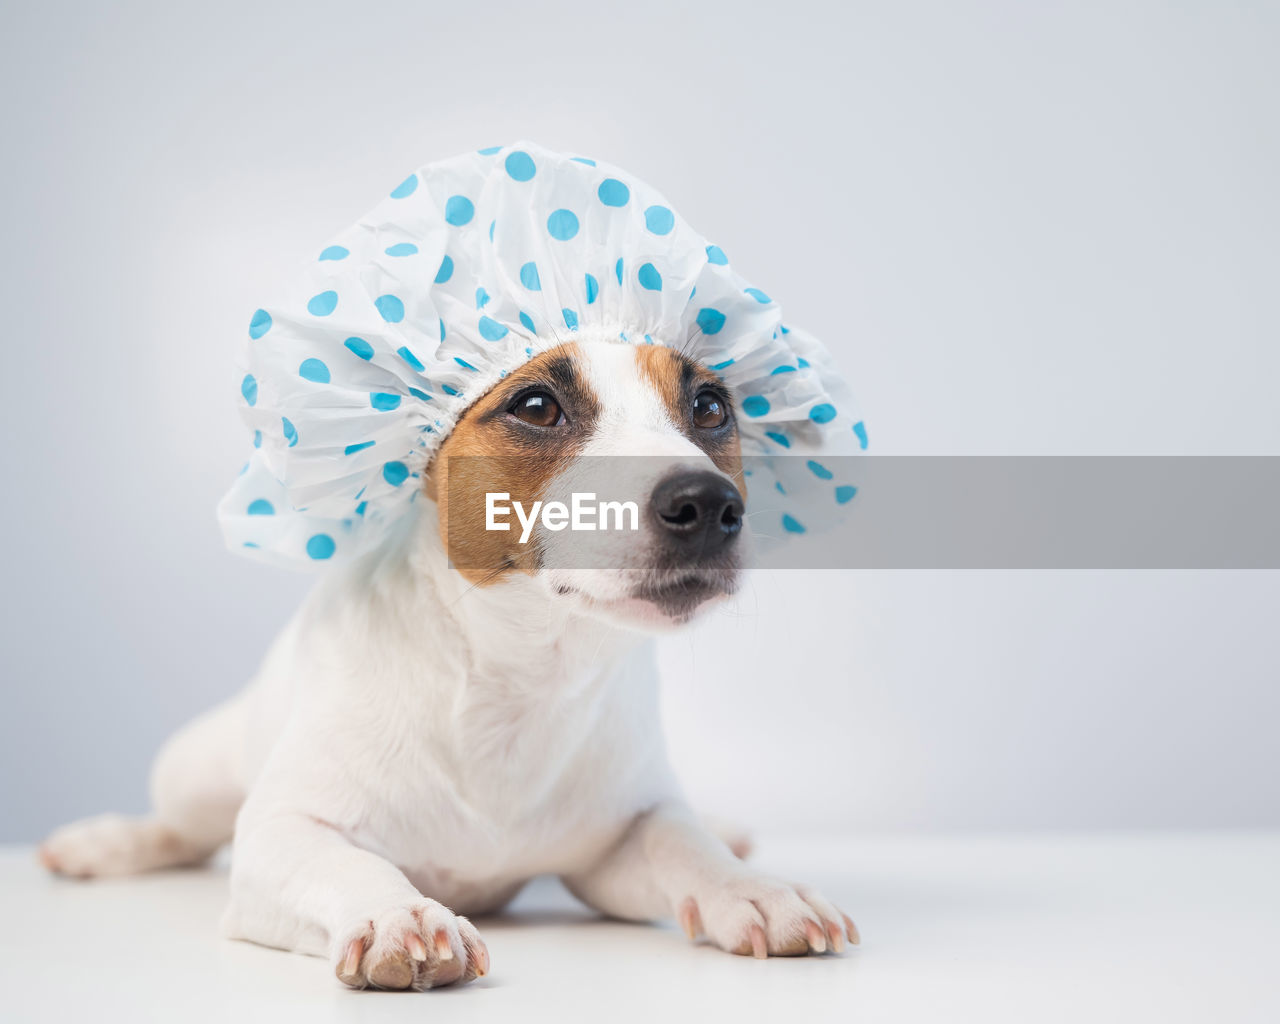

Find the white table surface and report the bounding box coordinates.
[3,832,1277,1023]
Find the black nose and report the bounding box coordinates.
[650,471,744,550]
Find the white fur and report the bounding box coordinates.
[41,341,854,988]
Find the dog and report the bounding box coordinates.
[41,335,858,990]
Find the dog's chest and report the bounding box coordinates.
[340,647,665,900]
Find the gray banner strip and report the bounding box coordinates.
[445,456,1280,569]
[749,456,1280,569]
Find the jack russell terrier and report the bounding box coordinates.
[40,144,861,991]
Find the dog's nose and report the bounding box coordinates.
[650,471,744,549]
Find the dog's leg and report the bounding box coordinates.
[39,695,247,878]
[225,812,489,991]
[562,803,858,958]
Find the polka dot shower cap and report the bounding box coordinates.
[219,142,867,568]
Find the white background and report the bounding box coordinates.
[2,0,1277,840]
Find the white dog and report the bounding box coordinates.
[41,335,857,990]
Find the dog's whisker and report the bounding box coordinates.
[447,561,513,606]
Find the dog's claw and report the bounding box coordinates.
[458,922,489,980]
[826,919,846,953]
[406,933,428,962]
[677,897,702,941]
[433,928,454,961]
[337,937,365,983]
[804,919,827,953]
[843,913,861,946]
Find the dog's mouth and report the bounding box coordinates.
[555,565,740,629]
[630,568,739,619]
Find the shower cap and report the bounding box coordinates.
[219,142,867,568]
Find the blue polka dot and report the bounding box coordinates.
[637,262,662,291]
[247,499,274,515]
[396,346,424,371]
[695,307,726,335]
[319,245,349,261]
[455,357,478,371]
[370,393,401,411]
[476,287,490,308]
[439,318,446,341]
[384,242,418,257]
[408,388,431,401]
[520,262,541,290]
[615,258,623,284]
[781,514,807,534]
[248,309,272,339]
[563,308,579,330]
[489,220,496,242]
[306,533,336,559]
[853,420,868,449]
[355,500,368,515]
[775,481,786,495]
[477,145,502,155]
[374,294,405,323]
[299,358,330,383]
[479,315,509,341]
[307,290,338,316]
[435,255,454,283]
[644,205,675,235]
[710,358,734,370]
[344,336,373,360]
[390,174,418,198]
[546,209,579,240]
[252,429,262,448]
[597,178,630,207]
[705,244,728,265]
[445,195,474,226]
[241,374,258,406]
[442,384,460,396]
[807,459,833,480]
[345,440,375,454]
[282,417,298,447]
[571,156,596,166]
[505,150,536,181]
[741,395,770,417]
[383,461,409,486]
[835,485,858,504]
[771,364,796,374]
[797,356,809,368]
[765,431,791,448]
[744,287,772,304]
[519,311,536,332]
[809,403,837,424]
[585,273,599,304]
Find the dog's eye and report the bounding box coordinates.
[509,391,566,427]
[692,390,728,429]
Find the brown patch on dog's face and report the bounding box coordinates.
[427,343,599,585]
[634,346,745,496]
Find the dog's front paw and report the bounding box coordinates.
[676,875,858,958]
[333,899,489,991]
